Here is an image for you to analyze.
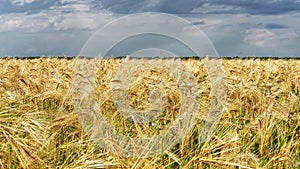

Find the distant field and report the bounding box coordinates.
[0,58,299,168]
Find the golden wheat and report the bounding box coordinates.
[0,57,299,168]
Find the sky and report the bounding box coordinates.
[0,0,299,57]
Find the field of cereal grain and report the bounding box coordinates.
[0,57,299,168]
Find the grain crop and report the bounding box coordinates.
[0,57,299,168]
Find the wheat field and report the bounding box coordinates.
[0,57,299,168]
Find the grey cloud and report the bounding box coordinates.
[192,20,205,25]
[211,0,300,15]
[151,0,205,14]
[92,0,206,14]
[0,0,59,14]
[0,31,91,57]
[91,0,147,14]
[2,0,299,15]
[265,23,288,29]
[93,0,300,15]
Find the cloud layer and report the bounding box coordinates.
[96,0,300,15]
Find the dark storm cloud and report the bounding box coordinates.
[93,0,300,15]
[265,23,288,29]
[0,0,60,14]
